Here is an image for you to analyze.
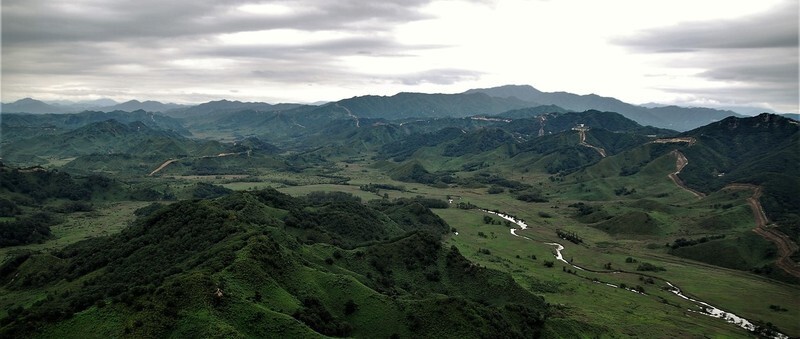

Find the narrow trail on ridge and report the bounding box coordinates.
[335,103,360,128]
[725,184,800,279]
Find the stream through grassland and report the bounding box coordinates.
[480,209,788,339]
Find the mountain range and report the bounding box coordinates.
[0,98,185,115]
[464,85,749,131]
[3,85,789,131]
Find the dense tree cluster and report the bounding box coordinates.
[556,229,583,244]
[359,183,406,193]
[191,182,233,199]
[0,212,58,247]
[668,235,726,250]
[0,165,119,247]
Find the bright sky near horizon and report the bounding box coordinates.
[2,0,798,112]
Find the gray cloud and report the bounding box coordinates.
[614,1,798,51]
[701,62,799,85]
[395,69,484,85]
[2,0,487,102]
[614,0,799,112]
[1,0,437,45]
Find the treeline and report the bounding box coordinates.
[191,182,233,199]
[0,165,114,203]
[668,235,726,250]
[556,229,583,244]
[359,183,406,193]
[0,213,59,247]
[460,172,530,191]
[0,164,119,247]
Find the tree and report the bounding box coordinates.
[344,300,358,315]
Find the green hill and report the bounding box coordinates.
[677,114,800,240]
[3,120,202,162]
[1,119,287,176]
[0,189,557,338]
[442,128,517,157]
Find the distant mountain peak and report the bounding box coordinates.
[466,84,744,131]
[2,97,63,114]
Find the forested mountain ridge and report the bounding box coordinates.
[329,92,536,120]
[3,120,204,161]
[2,110,190,138]
[0,189,569,338]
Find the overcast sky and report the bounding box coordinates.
[2,0,798,113]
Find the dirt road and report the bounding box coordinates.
[148,159,178,176]
[577,129,607,157]
[725,184,800,279]
[667,150,705,198]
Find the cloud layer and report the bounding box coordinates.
[614,0,798,112]
[2,0,798,113]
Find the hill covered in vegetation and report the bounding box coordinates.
[677,114,800,241]
[0,189,582,338]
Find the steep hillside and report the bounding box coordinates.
[0,189,557,338]
[677,114,800,241]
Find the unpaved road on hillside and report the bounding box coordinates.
[148,152,248,176]
[149,159,179,176]
[725,184,800,279]
[668,152,799,278]
[577,129,607,157]
[667,150,705,198]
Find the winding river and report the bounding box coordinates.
[480,209,789,339]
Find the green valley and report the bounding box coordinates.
[0,95,797,338]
